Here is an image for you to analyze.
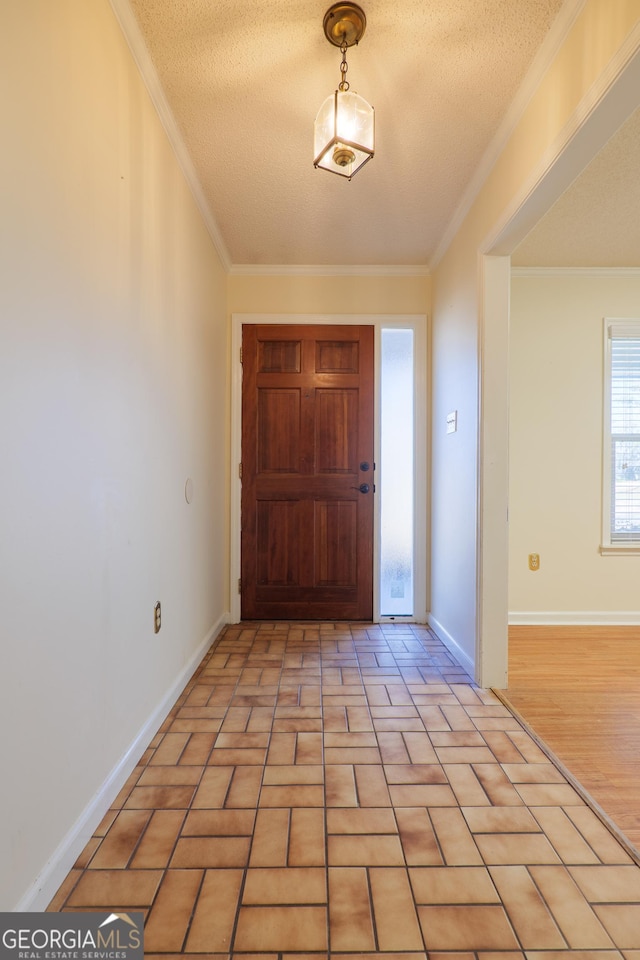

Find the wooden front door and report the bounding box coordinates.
[241,323,374,620]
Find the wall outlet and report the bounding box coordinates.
[528,553,540,571]
[154,601,162,633]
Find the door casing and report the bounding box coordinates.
[230,313,428,623]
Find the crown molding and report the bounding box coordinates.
[512,266,640,278]
[428,0,587,271]
[108,0,231,271]
[228,263,430,278]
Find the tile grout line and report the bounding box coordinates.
[46,621,640,953]
[183,626,254,956]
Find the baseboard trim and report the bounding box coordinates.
[427,615,475,678]
[509,611,640,625]
[15,613,230,912]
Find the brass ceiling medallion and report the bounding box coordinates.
[322,2,367,48]
[314,2,374,181]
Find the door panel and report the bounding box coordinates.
[241,323,374,620]
[257,389,300,473]
[316,389,358,473]
[314,500,357,585]
[256,500,301,585]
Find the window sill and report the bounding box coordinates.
[600,544,640,555]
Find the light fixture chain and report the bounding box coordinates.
[338,40,350,91]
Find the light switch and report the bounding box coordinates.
[446,411,457,434]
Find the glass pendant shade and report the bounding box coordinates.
[314,90,374,180]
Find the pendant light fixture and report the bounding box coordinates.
[314,2,374,180]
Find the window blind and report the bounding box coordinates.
[610,335,640,541]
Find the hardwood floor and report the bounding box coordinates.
[498,625,640,853]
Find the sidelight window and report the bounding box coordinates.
[380,328,414,615]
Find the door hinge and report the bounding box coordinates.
[237,578,242,594]
[240,346,243,363]
[239,462,243,479]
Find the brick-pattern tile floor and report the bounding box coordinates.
[48,622,640,956]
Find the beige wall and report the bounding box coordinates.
[228,273,430,317]
[430,0,640,684]
[509,272,640,619]
[0,1,228,909]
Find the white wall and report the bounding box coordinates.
[0,1,228,909]
[430,1,640,686]
[429,244,480,676]
[510,271,640,620]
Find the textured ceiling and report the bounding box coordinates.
[513,105,640,267]
[124,0,566,267]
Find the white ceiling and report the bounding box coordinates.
[119,0,570,268]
